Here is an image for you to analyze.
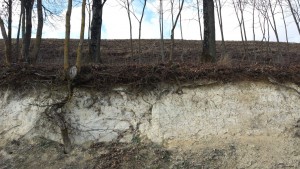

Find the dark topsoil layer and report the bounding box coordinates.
[1,39,300,89]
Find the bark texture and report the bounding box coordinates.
[89,0,106,63]
[23,0,34,63]
[202,0,216,62]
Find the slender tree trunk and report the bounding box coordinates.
[278,0,289,49]
[31,0,44,64]
[138,0,147,64]
[159,0,165,62]
[233,0,246,59]
[240,5,247,43]
[126,0,133,59]
[16,11,22,63]
[202,0,216,62]
[76,0,86,72]
[97,6,104,63]
[287,0,300,36]
[252,0,256,61]
[179,0,183,41]
[170,0,184,62]
[7,0,12,64]
[0,17,10,66]
[268,0,281,62]
[64,0,72,73]
[196,0,203,41]
[215,0,226,53]
[21,0,26,62]
[88,0,91,41]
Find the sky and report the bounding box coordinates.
[0,0,299,42]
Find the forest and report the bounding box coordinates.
[0,0,300,75]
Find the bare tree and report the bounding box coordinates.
[196,0,203,40]
[87,0,91,41]
[0,0,12,65]
[21,0,26,62]
[267,0,282,62]
[31,0,44,64]
[232,0,247,58]
[130,0,147,64]
[64,0,72,74]
[278,0,289,48]
[215,0,226,53]
[287,0,300,36]
[76,0,86,72]
[179,0,183,40]
[169,0,184,61]
[23,0,34,63]
[202,0,216,62]
[16,9,22,62]
[89,0,107,63]
[124,0,134,59]
[0,17,10,66]
[159,0,165,62]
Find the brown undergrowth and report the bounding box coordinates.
[1,62,300,91]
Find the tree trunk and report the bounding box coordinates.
[268,0,281,63]
[90,0,99,63]
[31,0,44,64]
[138,0,147,64]
[76,0,86,72]
[16,11,22,63]
[64,0,72,73]
[0,17,10,66]
[126,0,133,60]
[202,0,216,62]
[170,0,184,62]
[278,0,289,49]
[21,0,26,62]
[24,0,34,63]
[233,0,246,59]
[287,0,300,36]
[196,0,203,41]
[159,0,165,62]
[215,0,226,53]
[179,0,183,41]
[90,0,106,63]
[7,0,12,64]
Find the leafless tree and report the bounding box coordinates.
[278,0,289,48]
[76,0,86,72]
[232,0,248,59]
[286,0,300,36]
[64,0,72,74]
[202,0,216,62]
[195,0,203,40]
[31,0,44,64]
[159,0,165,62]
[267,0,282,62]
[0,0,12,65]
[169,0,184,61]
[122,0,134,59]
[89,0,107,63]
[23,0,35,63]
[215,0,226,53]
[130,0,147,64]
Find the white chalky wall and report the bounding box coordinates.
[1,81,300,167]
